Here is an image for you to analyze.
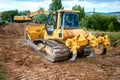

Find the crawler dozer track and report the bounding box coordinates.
[27,39,69,62]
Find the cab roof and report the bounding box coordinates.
[57,10,80,13]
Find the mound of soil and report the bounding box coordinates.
[0,23,120,80]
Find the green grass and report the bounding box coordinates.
[87,30,120,39]
[106,32,120,46]
[107,33,120,40]
[0,65,6,80]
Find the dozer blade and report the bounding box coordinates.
[26,39,69,62]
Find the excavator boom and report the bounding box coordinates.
[14,10,49,22]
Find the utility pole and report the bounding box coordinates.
[93,8,95,15]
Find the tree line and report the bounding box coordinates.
[80,14,120,31]
[0,10,31,25]
[72,5,120,31]
[0,0,120,31]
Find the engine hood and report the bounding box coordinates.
[62,29,88,40]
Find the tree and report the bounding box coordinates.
[80,12,120,31]
[80,18,87,28]
[33,14,47,24]
[1,10,18,22]
[108,22,114,31]
[107,16,120,31]
[38,7,44,10]
[72,5,85,21]
[85,15,97,30]
[92,14,108,31]
[49,0,63,12]
[18,10,31,16]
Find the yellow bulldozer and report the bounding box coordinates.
[25,10,110,62]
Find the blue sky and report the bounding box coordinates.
[0,0,120,12]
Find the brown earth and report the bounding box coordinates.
[0,23,120,80]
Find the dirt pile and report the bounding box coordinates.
[0,23,40,37]
[0,23,24,36]
[0,23,120,80]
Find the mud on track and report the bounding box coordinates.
[0,23,120,80]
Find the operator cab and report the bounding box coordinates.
[45,10,80,35]
[61,12,79,29]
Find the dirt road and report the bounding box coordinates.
[0,23,120,80]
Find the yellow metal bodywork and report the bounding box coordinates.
[14,16,31,21]
[57,10,80,13]
[14,10,48,21]
[65,34,88,54]
[62,29,87,40]
[26,26,63,40]
[97,35,110,48]
[25,10,110,58]
[25,25,110,55]
[28,10,49,18]
[25,25,45,40]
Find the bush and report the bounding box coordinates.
[108,22,114,31]
[81,14,120,31]
[1,10,18,22]
[72,5,85,21]
[0,66,6,80]
[0,21,7,26]
[33,14,47,24]
[17,10,31,16]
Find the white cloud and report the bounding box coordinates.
[0,0,119,12]
[0,0,51,12]
[62,0,120,12]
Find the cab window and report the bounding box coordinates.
[64,13,79,28]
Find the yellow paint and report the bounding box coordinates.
[97,35,110,48]
[65,34,88,53]
[62,29,87,40]
[14,16,31,21]
[25,25,45,40]
[57,12,61,29]
[58,10,80,13]
[43,29,62,40]
[25,9,110,57]
[14,10,48,21]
